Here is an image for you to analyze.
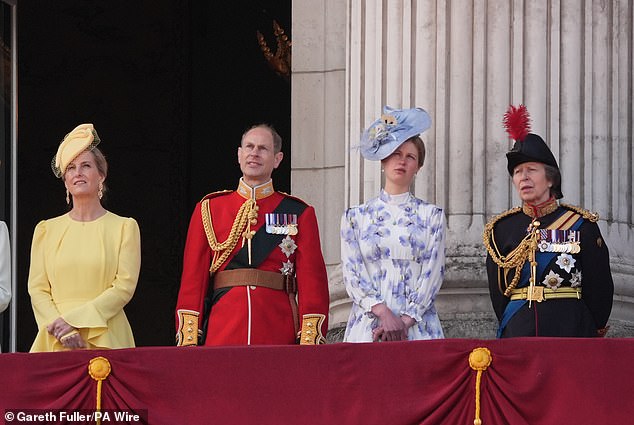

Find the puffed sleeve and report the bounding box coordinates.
[0,221,11,313]
[62,218,141,332]
[340,208,382,312]
[28,220,62,328]
[405,207,446,321]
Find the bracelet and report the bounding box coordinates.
[59,329,79,342]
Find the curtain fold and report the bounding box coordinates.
[1,339,632,424]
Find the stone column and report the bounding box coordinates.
[293,0,634,337]
[291,0,348,328]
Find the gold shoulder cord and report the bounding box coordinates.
[201,198,258,273]
[483,208,540,297]
[484,204,596,299]
[560,203,599,222]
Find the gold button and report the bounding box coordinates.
[187,336,193,341]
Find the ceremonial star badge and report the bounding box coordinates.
[555,253,576,273]
[279,235,297,258]
[542,271,563,290]
[280,260,294,275]
[570,271,582,288]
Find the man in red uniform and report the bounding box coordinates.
[175,124,330,346]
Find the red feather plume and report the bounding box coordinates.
[503,104,531,142]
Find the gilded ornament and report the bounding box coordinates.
[88,356,111,381]
[469,347,492,370]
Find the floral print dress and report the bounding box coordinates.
[340,190,446,342]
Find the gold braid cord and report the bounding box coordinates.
[560,203,599,222]
[469,348,492,425]
[201,198,258,273]
[88,357,111,425]
[483,208,539,296]
[484,204,594,298]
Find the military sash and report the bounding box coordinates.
[200,196,307,343]
[497,209,584,337]
[224,197,307,270]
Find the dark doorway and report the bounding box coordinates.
[15,0,290,351]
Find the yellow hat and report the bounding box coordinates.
[51,123,101,178]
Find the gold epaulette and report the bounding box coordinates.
[560,203,600,222]
[200,190,233,203]
[176,309,200,347]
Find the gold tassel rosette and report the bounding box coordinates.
[469,347,492,425]
[88,356,111,425]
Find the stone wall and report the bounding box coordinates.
[292,0,634,338]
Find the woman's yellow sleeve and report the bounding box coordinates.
[27,221,61,328]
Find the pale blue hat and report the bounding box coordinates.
[360,106,432,161]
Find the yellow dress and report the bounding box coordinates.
[28,211,141,352]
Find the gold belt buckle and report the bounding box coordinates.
[527,286,545,302]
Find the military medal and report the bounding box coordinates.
[538,229,581,254]
[266,213,299,235]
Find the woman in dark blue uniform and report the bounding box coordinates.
[484,105,613,337]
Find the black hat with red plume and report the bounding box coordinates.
[503,104,563,199]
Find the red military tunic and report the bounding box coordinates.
[176,179,329,346]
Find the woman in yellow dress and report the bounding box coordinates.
[28,124,141,352]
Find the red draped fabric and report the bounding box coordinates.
[1,338,633,424]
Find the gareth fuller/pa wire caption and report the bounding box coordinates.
[4,409,147,423]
